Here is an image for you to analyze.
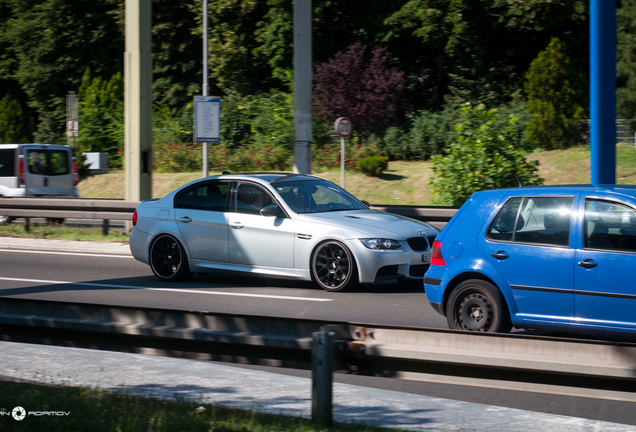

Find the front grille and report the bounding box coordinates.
[407,236,432,252]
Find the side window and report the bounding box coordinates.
[487,197,522,241]
[48,150,70,175]
[27,150,47,175]
[235,183,274,215]
[0,149,15,177]
[585,199,636,252]
[174,181,228,211]
[488,196,573,246]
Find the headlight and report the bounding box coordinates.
[359,238,402,250]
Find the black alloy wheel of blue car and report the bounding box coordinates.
[311,240,358,292]
[149,234,193,282]
[446,280,512,333]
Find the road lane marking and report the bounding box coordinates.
[0,249,133,259]
[0,276,333,302]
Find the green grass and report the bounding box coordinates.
[0,380,411,432]
[77,145,636,205]
[0,222,129,242]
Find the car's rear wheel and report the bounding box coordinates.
[311,241,358,292]
[149,234,192,282]
[446,280,511,333]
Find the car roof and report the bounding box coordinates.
[205,173,325,185]
[480,184,636,197]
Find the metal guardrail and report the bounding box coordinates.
[0,198,139,221]
[1,297,635,403]
[0,198,458,231]
[0,198,139,234]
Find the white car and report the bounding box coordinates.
[130,173,439,291]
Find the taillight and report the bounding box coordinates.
[132,209,138,226]
[18,159,24,185]
[430,240,446,266]
[72,160,79,186]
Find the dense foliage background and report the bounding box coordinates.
[0,0,634,202]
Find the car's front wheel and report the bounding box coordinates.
[311,241,358,292]
[149,234,192,282]
[446,280,511,333]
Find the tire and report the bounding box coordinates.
[446,280,511,333]
[311,240,358,292]
[0,216,13,225]
[149,234,192,282]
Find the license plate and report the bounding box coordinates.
[421,252,431,263]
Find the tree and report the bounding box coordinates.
[152,0,202,107]
[617,0,636,127]
[524,37,587,150]
[0,89,31,143]
[313,43,406,136]
[429,103,542,206]
[383,0,588,109]
[77,69,123,160]
[2,0,123,142]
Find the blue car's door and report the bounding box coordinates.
[574,198,636,330]
[480,195,577,322]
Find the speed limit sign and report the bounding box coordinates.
[334,117,353,138]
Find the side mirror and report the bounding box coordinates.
[361,200,370,208]
[260,204,283,218]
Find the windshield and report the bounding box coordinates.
[274,180,367,213]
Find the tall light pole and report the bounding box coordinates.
[293,0,312,174]
[590,0,616,185]
[202,0,209,177]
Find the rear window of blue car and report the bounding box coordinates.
[487,196,574,247]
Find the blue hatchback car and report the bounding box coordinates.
[424,185,636,336]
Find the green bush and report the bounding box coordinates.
[358,156,389,176]
[430,103,543,206]
[312,138,382,172]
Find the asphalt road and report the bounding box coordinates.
[1,244,636,427]
[0,246,449,328]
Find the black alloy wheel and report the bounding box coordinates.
[311,241,358,292]
[149,234,192,282]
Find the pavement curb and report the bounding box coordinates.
[0,237,131,256]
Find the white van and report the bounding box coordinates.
[0,144,79,223]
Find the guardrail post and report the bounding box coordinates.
[102,219,109,236]
[311,330,334,426]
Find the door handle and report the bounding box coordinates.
[491,252,509,260]
[578,260,598,269]
[178,216,192,223]
[230,222,244,229]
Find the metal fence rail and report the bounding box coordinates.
[0,297,635,402]
[0,198,458,231]
[0,198,138,221]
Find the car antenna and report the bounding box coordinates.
[513,171,523,187]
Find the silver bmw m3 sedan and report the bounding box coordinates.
[130,173,439,291]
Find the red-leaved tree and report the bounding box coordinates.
[313,44,406,136]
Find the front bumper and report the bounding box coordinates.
[350,240,432,284]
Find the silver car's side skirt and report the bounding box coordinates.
[190,259,312,281]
